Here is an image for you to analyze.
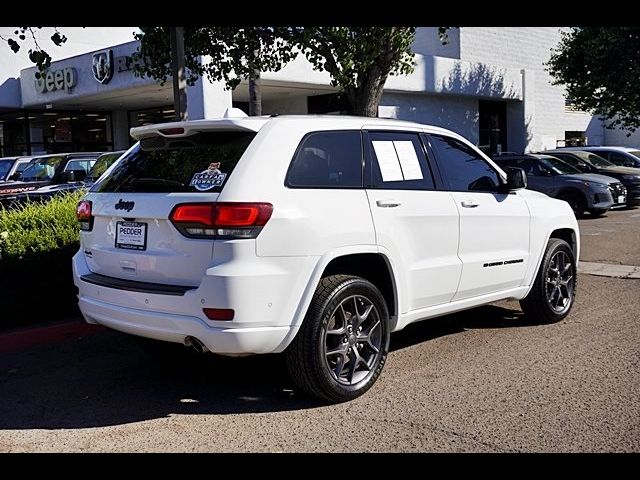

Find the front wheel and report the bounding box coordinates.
[520,238,577,324]
[559,192,587,219]
[285,275,390,403]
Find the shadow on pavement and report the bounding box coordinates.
[0,302,535,430]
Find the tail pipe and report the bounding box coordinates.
[185,336,209,354]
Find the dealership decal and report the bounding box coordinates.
[189,163,227,191]
[483,258,524,268]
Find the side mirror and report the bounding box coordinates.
[64,169,87,182]
[9,172,21,181]
[577,164,590,172]
[505,167,527,191]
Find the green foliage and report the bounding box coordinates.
[135,26,431,117]
[134,27,297,90]
[290,27,418,116]
[0,191,84,327]
[547,27,640,132]
[0,190,84,260]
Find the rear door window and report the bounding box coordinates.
[91,131,256,193]
[365,131,435,190]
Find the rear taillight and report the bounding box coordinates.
[202,308,235,321]
[169,202,273,239]
[76,200,93,231]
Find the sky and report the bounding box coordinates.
[0,27,139,80]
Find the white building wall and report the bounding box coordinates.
[380,92,479,144]
[603,126,640,147]
[457,27,603,150]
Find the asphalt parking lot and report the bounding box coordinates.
[0,208,638,452]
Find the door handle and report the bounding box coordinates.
[461,200,479,208]
[376,199,401,208]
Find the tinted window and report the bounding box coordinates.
[88,153,122,180]
[429,135,501,192]
[0,160,12,180]
[608,151,636,167]
[19,156,63,181]
[366,132,434,190]
[287,131,362,188]
[92,131,256,193]
[539,156,581,174]
[64,159,96,172]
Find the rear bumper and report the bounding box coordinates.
[78,296,290,355]
[72,247,318,355]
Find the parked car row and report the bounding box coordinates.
[0,151,125,208]
[493,147,640,217]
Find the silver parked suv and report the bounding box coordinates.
[493,153,626,217]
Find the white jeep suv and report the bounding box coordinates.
[73,115,579,402]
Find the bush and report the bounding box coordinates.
[0,191,85,329]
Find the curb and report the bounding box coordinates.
[0,320,104,354]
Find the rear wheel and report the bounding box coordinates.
[520,238,577,324]
[559,192,586,218]
[285,275,390,403]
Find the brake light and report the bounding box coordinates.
[159,127,185,135]
[169,202,273,239]
[76,200,93,231]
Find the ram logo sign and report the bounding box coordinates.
[92,49,114,85]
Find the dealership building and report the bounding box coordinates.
[0,27,637,157]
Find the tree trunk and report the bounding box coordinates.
[170,27,188,121]
[345,70,388,117]
[248,70,262,116]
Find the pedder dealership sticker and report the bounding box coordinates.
[189,162,227,191]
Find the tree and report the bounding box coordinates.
[1,27,69,77]
[547,27,640,132]
[134,27,296,116]
[291,27,418,117]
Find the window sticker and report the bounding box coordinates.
[189,162,227,191]
[393,141,423,180]
[372,141,403,181]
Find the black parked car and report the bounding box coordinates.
[542,149,640,207]
[13,150,126,205]
[0,152,102,208]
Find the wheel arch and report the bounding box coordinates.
[556,187,588,205]
[523,226,579,298]
[276,247,400,353]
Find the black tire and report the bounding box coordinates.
[559,192,587,219]
[588,209,607,218]
[520,238,577,324]
[285,275,390,403]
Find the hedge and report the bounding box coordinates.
[0,191,85,329]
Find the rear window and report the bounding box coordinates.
[19,156,63,181]
[91,131,256,193]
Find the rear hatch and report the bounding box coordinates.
[83,128,258,286]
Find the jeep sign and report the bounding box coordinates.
[34,67,77,94]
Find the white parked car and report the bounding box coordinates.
[73,115,580,402]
